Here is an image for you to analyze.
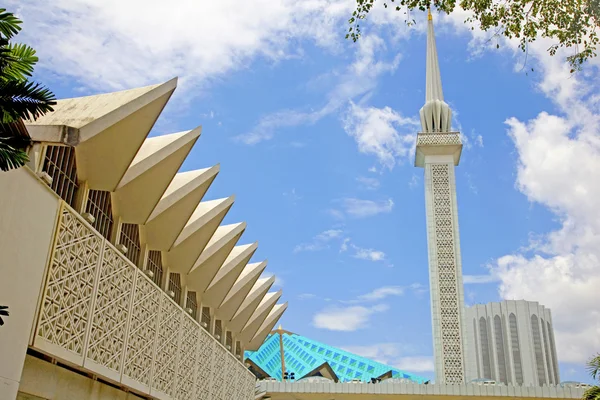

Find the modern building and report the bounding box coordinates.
[0,78,287,400]
[414,9,468,384]
[245,326,427,383]
[465,301,560,386]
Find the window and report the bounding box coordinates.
[226,331,233,351]
[119,223,141,266]
[201,307,211,330]
[146,250,164,287]
[215,320,223,341]
[479,317,492,379]
[531,315,546,385]
[235,341,242,358]
[509,313,523,385]
[541,318,554,384]
[85,190,113,240]
[494,315,508,384]
[186,291,198,319]
[168,272,182,304]
[42,145,79,208]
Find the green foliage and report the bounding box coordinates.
[583,354,600,400]
[0,8,56,172]
[347,0,600,72]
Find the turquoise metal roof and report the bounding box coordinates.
[245,331,428,383]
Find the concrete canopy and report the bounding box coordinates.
[27,79,177,191]
[112,129,200,224]
[247,302,288,351]
[217,260,267,322]
[143,165,219,250]
[202,242,258,308]
[227,276,274,333]
[239,290,282,343]
[186,222,247,294]
[166,196,235,274]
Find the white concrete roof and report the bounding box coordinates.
[112,129,200,223]
[227,276,274,333]
[143,165,219,250]
[247,302,288,350]
[186,222,246,294]
[239,290,281,343]
[27,79,177,191]
[217,260,267,322]
[166,197,234,274]
[202,242,258,308]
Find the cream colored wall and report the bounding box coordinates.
[18,356,143,400]
[0,168,60,400]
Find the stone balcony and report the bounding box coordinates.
[415,131,463,168]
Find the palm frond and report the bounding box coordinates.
[588,354,600,381]
[1,43,38,81]
[0,9,22,40]
[583,386,600,400]
[0,138,29,171]
[0,79,56,123]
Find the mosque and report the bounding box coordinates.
[0,6,585,400]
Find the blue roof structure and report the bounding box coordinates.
[245,328,428,383]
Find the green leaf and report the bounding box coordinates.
[0,9,22,40]
[0,80,56,123]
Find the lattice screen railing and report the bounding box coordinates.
[34,203,256,400]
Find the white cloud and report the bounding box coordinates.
[340,237,351,252]
[393,356,435,372]
[343,102,419,169]
[342,343,434,372]
[356,176,381,190]
[463,274,498,284]
[298,293,317,300]
[236,33,401,144]
[455,24,600,364]
[357,286,404,301]
[13,0,354,92]
[294,228,343,253]
[340,197,394,218]
[313,304,389,331]
[352,245,387,262]
[475,134,484,147]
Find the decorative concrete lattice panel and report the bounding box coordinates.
[236,366,258,399]
[431,164,464,383]
[123,271,161,387]
[35,201,256,400]
[152,297,182,397]
[417,132,461,146]
[86,243,135,373]
[211,342,227,399]
[196,329,215,400]
[36,206,101,358]
[175,314,199,400]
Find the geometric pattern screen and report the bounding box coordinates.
[35,204,256,400]
[245,331,427,383]
[430,163,465,383]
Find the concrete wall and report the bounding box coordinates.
[0,168,60,400]
[17,356,144,400]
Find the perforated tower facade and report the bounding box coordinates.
[465,300,560,386]
[414,10,467,384]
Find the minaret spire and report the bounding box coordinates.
[414,7,467,385]
[419,7,452,133]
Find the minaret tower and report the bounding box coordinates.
[415,8,467,384]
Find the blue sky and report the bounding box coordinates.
[12,0,600,384]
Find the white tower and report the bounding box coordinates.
[415,9,467,384]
